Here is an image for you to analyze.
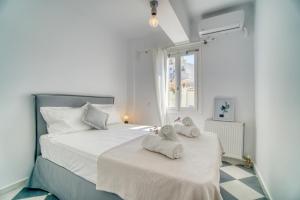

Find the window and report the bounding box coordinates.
[167,50,198,110]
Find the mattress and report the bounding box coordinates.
[40,124,151,184]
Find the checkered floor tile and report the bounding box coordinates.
[220,161,266,200]
[8,161,266,200]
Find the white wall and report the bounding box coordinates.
[255,1,300,199]
[0,1,128,188]
[129,4,256,158]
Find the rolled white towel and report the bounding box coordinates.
[182,116,194,126]
[142,135,183,159]
[158,125,177,141]
[174,123,200,138]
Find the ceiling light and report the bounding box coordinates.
[149,0,159,28]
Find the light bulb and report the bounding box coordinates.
[149,15,159,28]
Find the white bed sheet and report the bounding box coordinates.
[40,124,150,184]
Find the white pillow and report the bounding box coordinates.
[92,104,122,125]
[40,105,92,134]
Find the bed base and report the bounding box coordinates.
[29,156,122,200]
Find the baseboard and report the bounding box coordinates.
[0,177,28,196]
[254,164,272,200]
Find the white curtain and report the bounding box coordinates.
[152,48,168,126]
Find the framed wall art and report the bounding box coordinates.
[213,97,235,122]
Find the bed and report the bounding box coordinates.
[29,94,223,200]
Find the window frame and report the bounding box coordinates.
[166,47,199,112]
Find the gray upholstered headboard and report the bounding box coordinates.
[34,94,114,159]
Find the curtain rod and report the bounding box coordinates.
[139,38,216,54]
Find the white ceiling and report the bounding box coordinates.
[183,0,254,19]
[66,0,164,40]
[65,0,253,40]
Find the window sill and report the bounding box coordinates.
[167,107,198,113]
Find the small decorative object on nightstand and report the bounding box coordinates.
[123,115,129,124]
[174,117,181,123]
[243,155,253,168]
[150,125,159,134]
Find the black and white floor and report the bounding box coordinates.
[3,161,266,200]
[220,161,266,200]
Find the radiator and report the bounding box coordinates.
[204,119,244,159]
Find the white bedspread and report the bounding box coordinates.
[40,124,150,183]
[96,133,223,200]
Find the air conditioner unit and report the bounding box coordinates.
[199,10,245,38]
